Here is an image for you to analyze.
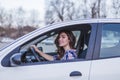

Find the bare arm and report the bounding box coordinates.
[32,45,54,61]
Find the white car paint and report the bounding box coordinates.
[0,61,91,80]
[0,19,120,80]
[90,58,120,80]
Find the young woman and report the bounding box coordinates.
[32,30,77,61]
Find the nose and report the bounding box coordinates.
[58,37,62,42]
[59,37,61,40]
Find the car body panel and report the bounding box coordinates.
[0,19,120,80]
[0,19,95,80]
[90,22,120,80]
[90,58,120,80]
[0,61,91,80]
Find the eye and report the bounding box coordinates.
[62,36,65,38]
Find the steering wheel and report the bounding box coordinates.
[30,47,41,62]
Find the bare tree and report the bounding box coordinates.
[97,0,101,18]
[90,0,98,18]
[82,0,89,18]
[28,10,40,27]
[45,9,55,24]
[97,0,106,18]
[45,0,76,24]
[16,7,25,26]
[50,0,65,21]
[45,0,107,23]
[100,0,107,18]
[15,7,25,37]
[0,5,42,38]
[0,6,6,27]
[112,0,120,18]
[5,11,14,29]
[64,0,76,20]
[89,0,106,18]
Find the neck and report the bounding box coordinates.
[63,45,71,51]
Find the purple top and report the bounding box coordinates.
[53,50,77,60]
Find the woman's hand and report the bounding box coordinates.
[31,45,54,61]
[31,45,40,53]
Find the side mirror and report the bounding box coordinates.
[10,53,22,67]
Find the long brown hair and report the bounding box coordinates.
[55,30,76,59]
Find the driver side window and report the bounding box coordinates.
[36,31,80,55]
[1,24,92,67]
[38,34,57,53]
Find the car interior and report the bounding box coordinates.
[1,24,91,67]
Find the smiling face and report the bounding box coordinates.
[58,32,70,48]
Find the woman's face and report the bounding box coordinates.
[58,32,70,47]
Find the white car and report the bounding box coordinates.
[0,19,120,80]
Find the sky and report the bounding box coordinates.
[0,0,45,22]
[0,0,45,12]
[0,0,116,21]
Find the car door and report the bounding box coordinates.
[0,23,97,80]
[90,23,120,80]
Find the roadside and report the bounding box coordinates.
[0,37,14,49]
[0,42,9,48]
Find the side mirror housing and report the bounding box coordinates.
[10,53,22,67]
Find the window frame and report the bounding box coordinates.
[93,23,120,60]
[2,23,96,67]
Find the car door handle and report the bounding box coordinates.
[70,71,82,77]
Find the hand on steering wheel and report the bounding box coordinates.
[30,47,41,62]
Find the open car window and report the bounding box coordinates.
[17,30,81,64]
[36,31,80,54]
[1,24,92,67]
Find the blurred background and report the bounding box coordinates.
[0,0,120,48]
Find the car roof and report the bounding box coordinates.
[49,18,120,25]
[40,18,120,31]
[30,18,120,38]
[41,18,119,30]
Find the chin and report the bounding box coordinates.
[59,45,63,47]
